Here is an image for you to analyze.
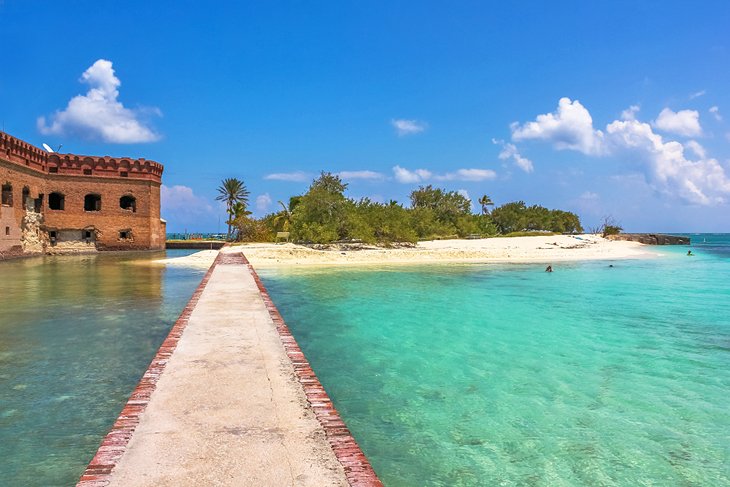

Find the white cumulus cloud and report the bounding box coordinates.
[161,185,213,212]
[511,97,606,155]
[510,98,730,206]
[161,185,217,230]
[653,108,702,137]
[255,193,272,212]
[606,119,729,205]
[709,106,722,122]
[337,170,385,180]
[38,59,160,143]
[391,119,427,136]
[493,139,533,173]
[436,168,497,181]
[685,140,706,159]
[393,165,432,183]
[392,165,495,183]
[264,171,311,182]
[621,105,640,121]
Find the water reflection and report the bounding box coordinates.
[0,250,203,486]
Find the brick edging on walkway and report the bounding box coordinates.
[241,253,384,487]
[76,253,223,487]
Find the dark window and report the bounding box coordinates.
[120,195,136,212]
[49,230,57,245]
[1,183,12,206]
[34,195,43,213]
[83,168,92,175]
[22,187,30,210]
[119,230,131,239]
[120,171,128,178]
[84,194,102,212]
[49,166,59,173]
[5,226,9,236]
[49,192,65,210]
[84,230,93,240]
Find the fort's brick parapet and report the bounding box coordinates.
[0,130,165,258]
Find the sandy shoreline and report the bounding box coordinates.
[153,235,658,269]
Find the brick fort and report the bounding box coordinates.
[1,130,165,258]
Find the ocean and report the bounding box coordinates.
[259,234,730,486]
[0,238,728,486]
[0,250,205,486]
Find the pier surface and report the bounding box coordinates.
[79,250,380,486]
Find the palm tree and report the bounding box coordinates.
[216,178,250,239]
[272,200,292,232]
[227,202,252,241]
[478,194,494,215]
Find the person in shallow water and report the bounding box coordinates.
[687,250,693,256]
[545,265,553,272]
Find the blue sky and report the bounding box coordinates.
[1,1,729,232]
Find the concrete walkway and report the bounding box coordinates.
[103,254,348,486]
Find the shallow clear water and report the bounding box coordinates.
[261,236,730,486]
[0,250,205,486]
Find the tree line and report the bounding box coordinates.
[217,172,583,244]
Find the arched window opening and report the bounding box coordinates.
[120,195,136,212]
[34,194,43,212]
[49,192,65,211]
[84,194,102,212]
[1,183,12,206]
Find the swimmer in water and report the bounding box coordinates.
[687,250,693,256]
[545,265,553,272]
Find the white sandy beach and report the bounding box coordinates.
[154,249,221,268]
[154,235,656,269]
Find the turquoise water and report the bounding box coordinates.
[0,250,205,486]
[261,235,730,486]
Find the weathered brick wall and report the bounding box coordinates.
[42,176,163,250]
[0,160,46,255]
[0,131,164,257]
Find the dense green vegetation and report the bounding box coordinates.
[227,172,583,244]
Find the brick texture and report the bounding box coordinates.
[0,130,164,257]
[241,253,384,487]
[77,251,383,487]
[76,252,221,486]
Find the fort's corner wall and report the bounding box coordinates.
[0,130,165,258]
